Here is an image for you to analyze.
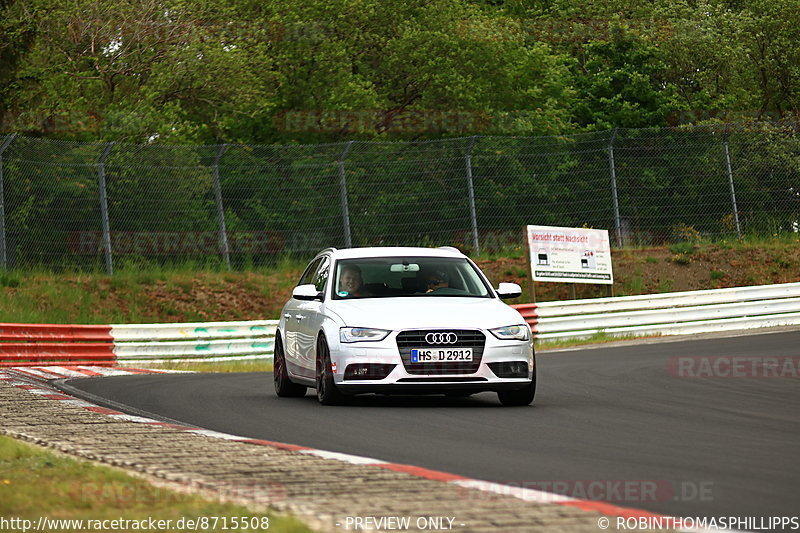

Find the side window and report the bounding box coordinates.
[312,256,331,294]
[298,258,321,286]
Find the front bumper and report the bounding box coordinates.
[336,381,532,395]
[329,329,534,395]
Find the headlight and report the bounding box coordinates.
[489,324,530,341]
[339,327,391,343]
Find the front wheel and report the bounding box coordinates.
[316,335,347,405]
[497,368,536,407]
[274,335,307,398]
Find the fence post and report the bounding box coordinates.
[338,141,354,248]
[0,133,17,270]
[608,128,623,247]
[465,136,480,255]
[212,144,231,270]
[723,128,743,240]
[97,142,115,275]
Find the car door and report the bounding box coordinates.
[283,257,321,374]
[295,255,331,376]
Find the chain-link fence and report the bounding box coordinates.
[0,125,798,273]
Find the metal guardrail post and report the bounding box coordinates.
[211,144,231,270]
[338,141,354,248]
[97,142,115,275]
[0,133,17,270]
[723,128,743,240]
[465,136,480,255]
[608,128,623,248]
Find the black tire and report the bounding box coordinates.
[497,366,536,407]
[273,335,307,398]
[316,335,347,405]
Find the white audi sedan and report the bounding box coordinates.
[274,246,535,406]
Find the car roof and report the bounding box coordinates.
[319,246,466,260]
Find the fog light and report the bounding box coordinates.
[488,361,529,378]
[344,364,396,380]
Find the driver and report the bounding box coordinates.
[338,264,368,297]
[424,269,449,293]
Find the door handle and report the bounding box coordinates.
[295,314,305,321]
[283,314,292,320]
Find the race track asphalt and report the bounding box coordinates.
[63,330,800,521]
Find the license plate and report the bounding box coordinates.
[410,348,473,363]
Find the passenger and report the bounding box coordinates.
[422,269,450,293]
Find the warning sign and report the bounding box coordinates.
[526,225,613,285]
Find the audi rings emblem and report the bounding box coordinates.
[425,332,458,344]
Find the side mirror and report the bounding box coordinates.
[293,284,323,301]
[496,282,522,300]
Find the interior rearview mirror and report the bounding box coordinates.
[390,263,420,272]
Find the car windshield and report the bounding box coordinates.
[332,257,492,300]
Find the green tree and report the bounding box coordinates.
[2,0,280,143]
[570,29,678,129]
[265,0,574,141]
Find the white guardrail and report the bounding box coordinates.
[110,283,800,364]
[111,320,278,364]
[523,282,800,340]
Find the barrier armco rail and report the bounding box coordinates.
[0,324,115,366]
[2,282,798,366]
[0,320,277,366]
[512,282,800,340]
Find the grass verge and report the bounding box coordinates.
[535,331,658,351]
[0,435,310,533]
[1,236,798,324]
[143,360,274,373]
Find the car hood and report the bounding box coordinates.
[327,297,526,330]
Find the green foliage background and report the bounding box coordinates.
[2,0,799,143]
[1,0,799,270]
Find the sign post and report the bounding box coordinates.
[522,227,536,303]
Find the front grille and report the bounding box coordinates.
[396,329,486,375]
